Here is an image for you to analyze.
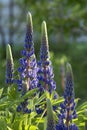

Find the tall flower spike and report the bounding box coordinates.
[37,21,56,94]
[46,98,56,130]
[57,63,79,130]
[40,21,49,63]
[6,44,14,85]
[17,12,38,113]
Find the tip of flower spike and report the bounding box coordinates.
[6,44,13,62]
[27,12,33,27]
[47,98,56,130]
[42,21,47,37]
[66,63,73,76]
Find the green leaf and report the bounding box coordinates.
[12,120,22,130]
[0,88,4,98]
[0,118,7,130]
[77,101,87,110]
[7,126,13,130]
[8,86,17,100]
[52,97,64,106]
[22,88,38,100]
[29,125,39,130]
[35,93,46,106]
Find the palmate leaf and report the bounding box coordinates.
[8,87,38,102]
[35,93,46,106]
[0,87,39,112]
[7,86,20,100]
[7,88,39,106]
[21,88,38,100]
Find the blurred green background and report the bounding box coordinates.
[0,0,87,102]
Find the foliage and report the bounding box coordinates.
[0,84,87,130]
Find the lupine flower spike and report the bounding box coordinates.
[6,44,14,85]
[46,98,56,130]
[57,63,79,130]
[17,12,38,113]
[37,21,56,94]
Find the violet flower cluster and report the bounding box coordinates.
[46,63,79,130]
[35,21,57,114]
[37,21,56,94]
[16,12,38,113]
[56,63,78,130]
[6,44,14,85]
[17,12,38,91]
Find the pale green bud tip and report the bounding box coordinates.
[60,58,65,65]
[66,63,73,76]
[47,98,51,108]
[6,44,13,62]
[47,98,53,116]
[27,12,32,26]
[42,21,47,37]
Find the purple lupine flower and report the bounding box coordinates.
[56,124,67,130]
[46,98,56,130]
[56,124,78,130]
[57,63,79,130]
[6,44,14,85]
[37,21,56,94]
[17,12,38,113]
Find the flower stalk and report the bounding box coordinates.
[47,98,56,130]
